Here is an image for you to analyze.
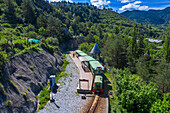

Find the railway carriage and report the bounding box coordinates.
[75,50,105,93]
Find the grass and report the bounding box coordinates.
[37,53,69,111]
[22,92,27,96]
[55,54,69,83]
[30,66,34,70]
[6,100,12,106]
[27,87,30,91]
[0,83,6,95]
[14,44,42,57]
[9,80,20,93]
[75,92,79,96]
[38,85,51,110]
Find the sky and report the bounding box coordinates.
[48,0,170,13]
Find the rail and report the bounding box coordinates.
[86,95,100,113]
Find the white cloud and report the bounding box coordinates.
[139,6,149,10]
[119,1,148,11]
[107,1,111,4]
[118,0,135,3]
[90,0,111,8]
[134,1,141,4]
[49,0,73,3]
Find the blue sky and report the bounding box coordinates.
[48,0,170,13]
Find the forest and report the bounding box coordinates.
[0,0,169,112]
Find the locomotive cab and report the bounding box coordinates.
[93,75,104,94]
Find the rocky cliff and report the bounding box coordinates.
[0,50,63,113]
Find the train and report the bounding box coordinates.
[75,50,104,94]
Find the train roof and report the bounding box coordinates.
[94,75,103,83]
[89,60,104,70]
[84,55,95,61]
[75,50,88,56]
[75,50,104,70]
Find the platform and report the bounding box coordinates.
[69,51,93,94]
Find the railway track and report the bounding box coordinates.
[86,95,100,113]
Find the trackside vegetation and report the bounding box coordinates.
[107,68,170,113]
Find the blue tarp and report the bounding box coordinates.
[28,39,40,43]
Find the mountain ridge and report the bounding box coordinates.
[121,7,170,26]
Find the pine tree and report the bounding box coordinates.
[5,0,16,24]
[22,0,36,25]
[127,23,137,73]
[137,35,145,58]
[46,16,57,37]
[37,14,47,28]
[162,22,170,63]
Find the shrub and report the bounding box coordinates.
[0,83,6,95]
[38,87,50,110]
[6,100,12,106]
[22,92,27,96]
[150,93,170,113]
[30,66,34,70]
[41,43,54,55]
[113,68,160,113]
[28,31,38,38]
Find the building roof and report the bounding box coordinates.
[90,43,101,54]
[156,46,163,49]
[146,38,164,43]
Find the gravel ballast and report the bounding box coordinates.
[38,54,92,113]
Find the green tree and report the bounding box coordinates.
[79,42,94,53]
[113,68,160,113]
[127,24,138,73]
[154,62,170,93]
[137,35,145,58]
[129,23,137,58]
[46,16,58,37]
[115,26,119,34]
[102,37,127,68]
[37,14,47,28]
[84,33,95,43]
[38,27,46,36]
[150,93,170,113]
[22,0,36,24]
[5,0,16,24]
[136,55,152,81]
[162,37,170,63]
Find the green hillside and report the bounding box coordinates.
[0,0,163,60]
[121,7,170,27]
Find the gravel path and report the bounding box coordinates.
[38,54,92,113]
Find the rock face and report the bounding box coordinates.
[0,50,63,113]
[59,38,83,51]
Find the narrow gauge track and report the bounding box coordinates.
[86,95,100,113]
